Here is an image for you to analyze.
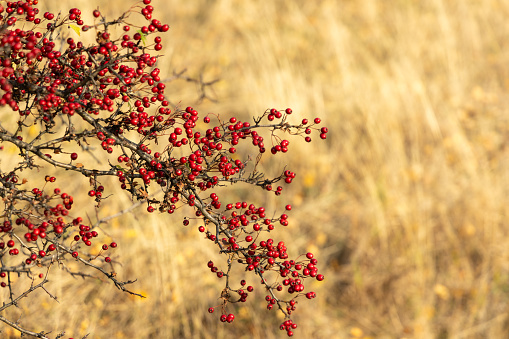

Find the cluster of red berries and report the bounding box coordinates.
[280,319,298,337]
[0,1,41,27]
[0,0,328,337]
[200,198,324,332]
[219,313,235,323]
[0,179,117,262]
[88,185,104,198]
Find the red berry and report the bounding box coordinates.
[70,153,78,160]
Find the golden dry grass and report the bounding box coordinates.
[3,0,509,338]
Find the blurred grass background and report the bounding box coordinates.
[3,0,509,338]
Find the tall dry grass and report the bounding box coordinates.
[3,0,509,338]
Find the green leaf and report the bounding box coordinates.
[137,30,147,46]
[69,24,81,36]
[114,165,126,172]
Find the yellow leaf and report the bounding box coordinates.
[28,125,38,137]
[7,144,17,154]
[69,24,81,36]
[125,229,138,238]
[80,319,89,333]
[89,242,102,256]
[350,327,363,337]
[238,306,249,317]
[93,298,104,309]
[434,283,450,300]
[316,232,327,246]
[303,172,315,188]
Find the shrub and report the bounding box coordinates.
[0,1,327,337]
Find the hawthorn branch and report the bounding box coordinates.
[0,268,52,314]
[0,315,50,339]
[0,128,118,177]
[55,244,145,298]
[94,198,147,226]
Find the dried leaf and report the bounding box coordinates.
[136,188,148,198]
[75,163,84,168]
